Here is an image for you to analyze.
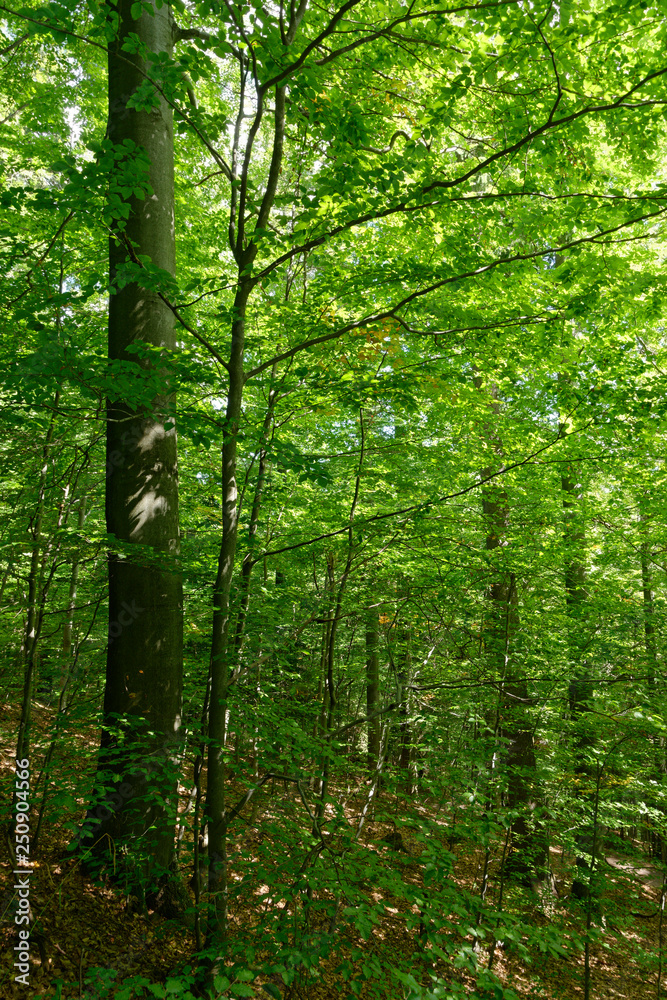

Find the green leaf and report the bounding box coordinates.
[261,986,281,1000]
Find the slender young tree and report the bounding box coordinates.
[639,505,657,689]
[366,606,381,770]
[482,477,545,883]
[478,380,547,886]
[561,463,595,900]
[14,402,59,769]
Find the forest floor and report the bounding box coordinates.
[1,699,664,1000]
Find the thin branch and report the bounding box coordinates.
[286,0,309,45]
[191,169,229,189]
[358,129,411,155]
[394,312,555,338]
[116,232,229,372]
[247,65,667,286]
[0,99,29,124]
[1,211,75,309]
[421,64,667,200]
[267,0,522,85]
[260,0,366,92]
[250,188,667,289]
[0,4,234,184]
[0,4,106,49]
[328,702,399,741]
[533,12,562,125]
[0,30,28,56]
[256,86,287,234]
[235,90,267,260]
[246,206,667,380]
[253,424,588,563]
[228,56,247,254]
[174,26,243,61]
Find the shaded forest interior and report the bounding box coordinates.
[2,0,667,997]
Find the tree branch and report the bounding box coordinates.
[328,702,399,741]
[116,232,230,372]
[245,206,667,380]
[253,424,590,563]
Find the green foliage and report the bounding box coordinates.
[3,0,667,996]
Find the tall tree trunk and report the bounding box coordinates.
[200,14,290,936]
[317,554,335,731]
[205,282,251,936]
[639,510,657,689]
[314,551,335,795]
[477,376,547,885]
[316,410,364,820]
[85,0,183,883]
[62,495,87,660]
[388,421,413,792]
[366,606,381,770]
[639,504,665,858]
[561,466,594,899]
[482,475,545,884]
[393,612,413,794]
[12,400,58,836]
[231,366,278,661]
[0,552,15,609]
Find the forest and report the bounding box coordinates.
[1,0,667,997]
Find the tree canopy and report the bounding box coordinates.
[2,1,667,998]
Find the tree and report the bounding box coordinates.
[175,0,667,940]
[3,0,667,994]
[81,0,183,890]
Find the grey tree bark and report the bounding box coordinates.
[561,467,594,900]
[366,607,381,769]
[482,474,547,886]
[84,0,183,886]
[475,377,547,886]
[639,508,657,689]
[61,495,87,660]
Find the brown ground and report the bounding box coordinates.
[1,700,664,1000]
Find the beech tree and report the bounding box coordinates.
[2,0,667,994]
[75,0,183,886]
